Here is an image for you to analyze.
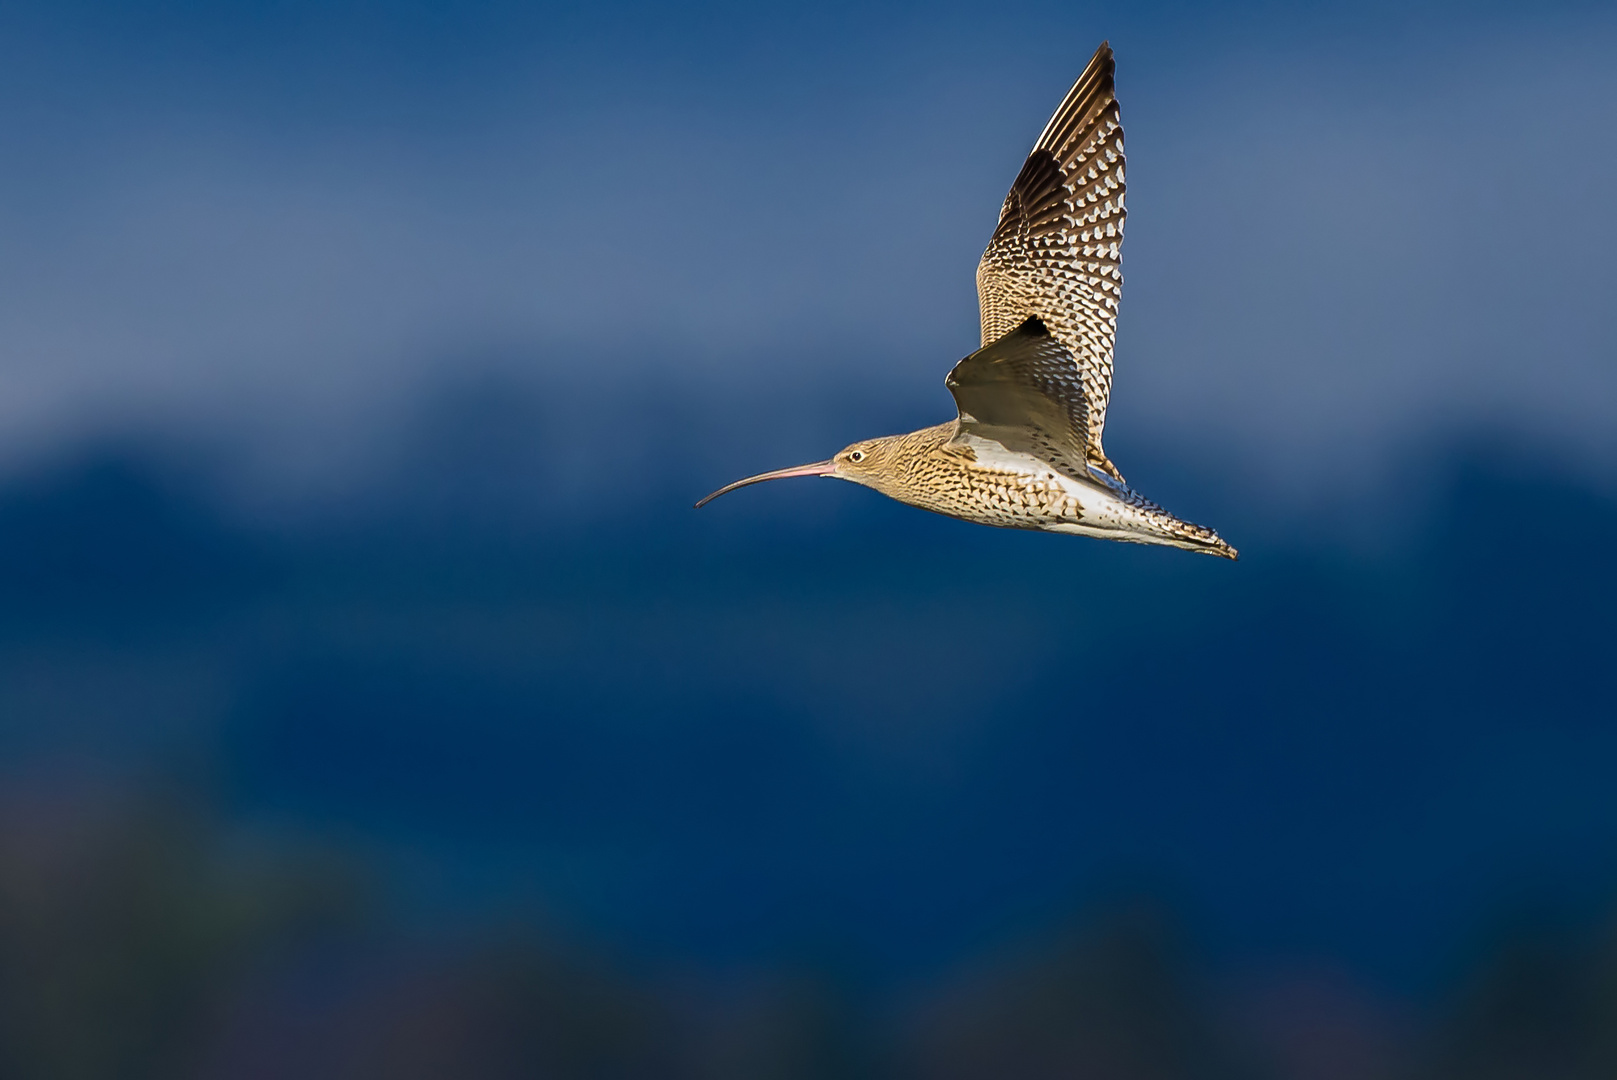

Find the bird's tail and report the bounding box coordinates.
[1128,492,1238,559]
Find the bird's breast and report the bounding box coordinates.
[887,449,1094,529]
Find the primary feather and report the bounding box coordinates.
[976,42,1126,482]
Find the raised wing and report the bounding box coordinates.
[975,41,1126,480]
[946,317,1094,484]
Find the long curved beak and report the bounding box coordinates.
[694,460,836,508]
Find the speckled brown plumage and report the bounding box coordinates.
[977,41,1126,481]
[697,42,1236,560]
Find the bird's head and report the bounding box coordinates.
[694,436,897,508]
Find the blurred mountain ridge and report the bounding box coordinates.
[0,433,1612,986]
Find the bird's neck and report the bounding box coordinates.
[855,422,965,500]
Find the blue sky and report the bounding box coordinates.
[0,0,1612,514]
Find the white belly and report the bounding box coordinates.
[953,436,1201,549]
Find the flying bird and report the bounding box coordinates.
[697,42,1236,559]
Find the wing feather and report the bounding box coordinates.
[975,41,1126,481]
[946,317,1093,484]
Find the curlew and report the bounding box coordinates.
[697,42,1236,559]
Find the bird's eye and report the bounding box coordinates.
[849,450,865,463]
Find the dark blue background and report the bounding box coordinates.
[0,2,1613,1076]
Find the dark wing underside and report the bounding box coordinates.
[975,41,1126,481]
[946,317,1094,483]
